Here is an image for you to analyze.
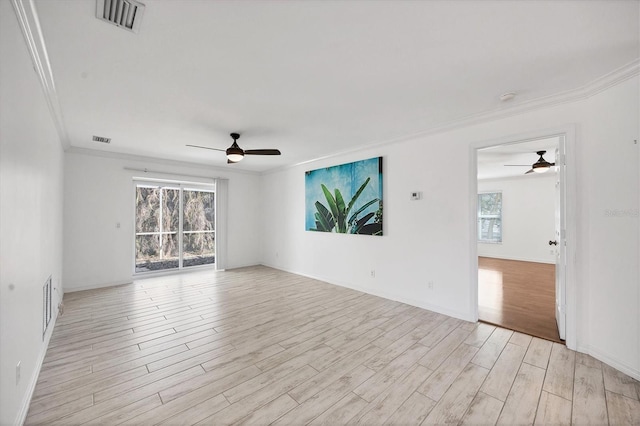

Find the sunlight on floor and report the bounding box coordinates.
[478,268,503,308]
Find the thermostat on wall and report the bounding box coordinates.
[411,192,421,200]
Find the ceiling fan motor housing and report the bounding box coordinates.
[226,133,244,161]
[532,150,553,172]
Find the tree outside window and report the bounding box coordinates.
[135,184,215,273]
[478,192,502,243]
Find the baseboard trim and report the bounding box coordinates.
[14,309,59,425]
[64,278,133,293]
[261,262,474,323]
[262,262,640,381]
[576,344,640,381]
[64,263,259,292]
[478,254,555,264]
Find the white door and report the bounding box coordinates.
[554,144,566,340]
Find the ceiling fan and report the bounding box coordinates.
[504,150,555,174]
[187,133,281,164]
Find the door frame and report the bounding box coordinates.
[132,179,217,276]
[468,125,577,350]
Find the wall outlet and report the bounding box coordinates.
[16,361,20,385]
[370,270,376,278]
[428,281,434,290]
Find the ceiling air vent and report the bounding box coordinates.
[92,135,111,144]
[96,0,145,33]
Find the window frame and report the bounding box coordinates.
[477,191,503,244]
[133,179,216,275]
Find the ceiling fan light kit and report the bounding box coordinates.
[531,150,554,173]
[226,152,244,162]
[226,134,245,162]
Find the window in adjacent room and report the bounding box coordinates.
[478,192,502,243]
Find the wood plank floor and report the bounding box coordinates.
[26,266,639,425]
[478,257,561,343]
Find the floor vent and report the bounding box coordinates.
[96,0,145,33]
[93,135,111,144]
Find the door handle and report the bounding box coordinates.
[549,240,558,246]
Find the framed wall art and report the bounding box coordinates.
[305,157,383,236]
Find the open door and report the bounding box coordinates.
[554,143,566,340]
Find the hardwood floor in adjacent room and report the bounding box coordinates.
[478,256,561,343]
[26,266,639,425]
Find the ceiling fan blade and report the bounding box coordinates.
[244,149,281,156]
[525,169,534,174]
[186,144,226,152]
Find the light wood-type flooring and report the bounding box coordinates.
[478,257,561,343]
[26,266,639,425]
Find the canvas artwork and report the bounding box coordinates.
[305,157,383,235]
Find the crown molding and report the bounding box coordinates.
[66,146,260,176]
[263,59,639,175]
[11,0,70,149]
[11,0,637,174]
[430,59,640,134]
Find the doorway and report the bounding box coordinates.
[474,135,566,342]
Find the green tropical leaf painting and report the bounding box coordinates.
[305,157,383,236]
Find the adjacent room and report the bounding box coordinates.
[1,1,639,425]
[476,137,561,342]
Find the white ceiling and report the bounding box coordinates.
[34,0,639,172]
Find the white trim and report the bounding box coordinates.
[133,263,217,279]
[478,172,558,184]
[64,265,221,292]
[67,147,260,176]
[64,279,134,293]
[132,179,216,191]
[14,307,59,425]
[10,0,70,149]
[261,263,474,322]
[214,179,228,271]
[469,125,577,350]
[577,344,640,381]
[478,255,555,265]
[563,126,577,351]
[10,0,638,177]
[124,167,218,182]
[131,180,217,276]
[263,60,639,176]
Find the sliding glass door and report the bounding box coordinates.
[182,189,215,267]
[135,182,215,273]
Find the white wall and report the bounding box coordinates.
[260,76,639,379]
[581,78,640,379]
[478,174,556,263]
[63,151,263,291]
[0,2,65,424]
